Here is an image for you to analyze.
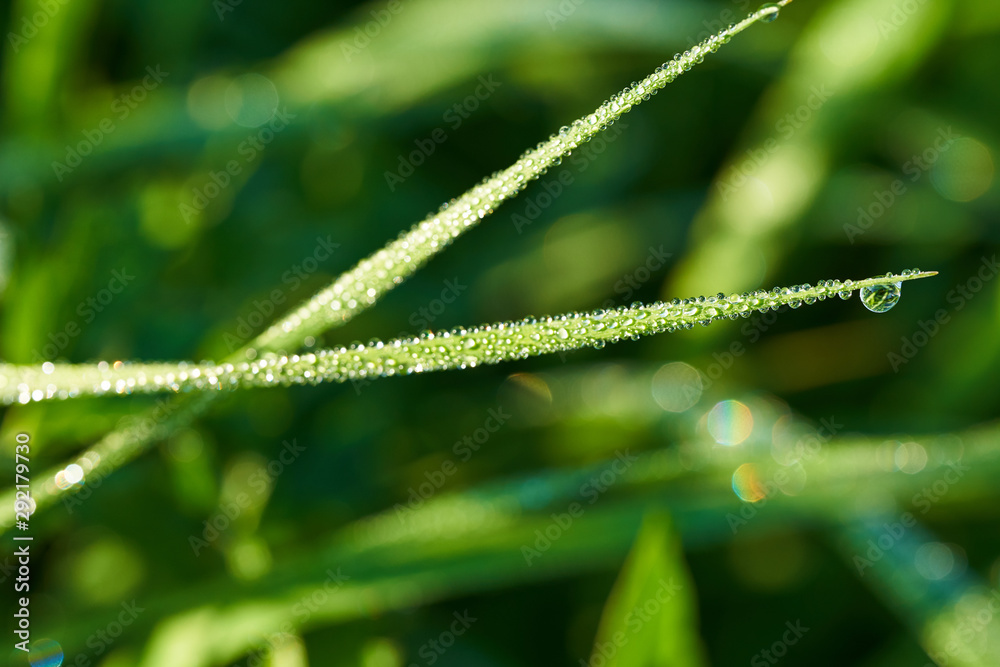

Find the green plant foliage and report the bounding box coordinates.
[0,270,934,406]
[0,0,814,532]
[1,0,997,664]
[589,513,706,667]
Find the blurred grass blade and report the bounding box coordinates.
[589,512,706,667]
[37,419,1000,664]
[835,519,1000,667]
[669,0,950,300]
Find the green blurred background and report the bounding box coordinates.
[1,0,999,665]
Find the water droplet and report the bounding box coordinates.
[860,282,902,313]
[758,3,780,22]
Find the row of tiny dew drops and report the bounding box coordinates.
[252,5,784,352]
[0,270,918,408]
[7,4,802,506]
[3,5,798,507]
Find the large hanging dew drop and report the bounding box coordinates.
[757,3,781,22]
[860,282,902,313]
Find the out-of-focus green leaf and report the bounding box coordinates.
[589,512,706,667]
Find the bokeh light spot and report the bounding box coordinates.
[63,464,84,485]
[28,639,63,667]
[776,464,807,497]
[651,362,702,412]
[732,463,767,503]
[915,542,958,581]
[64,535,146,604]
[225,73,280,128]
[930,137,994,202]
[228,536,273,581]
[708,400,754,446]
[186,75,233,130]
[167,429,205,462]
[55,464,86,490]
[895,441,928,474]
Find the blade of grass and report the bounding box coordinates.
[0,271,935,405]
[0,1,795,532]
[254,2,792,352]
[588,513,707,667]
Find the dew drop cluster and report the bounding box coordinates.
[0,271,926,406]
[252,17,756,352]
